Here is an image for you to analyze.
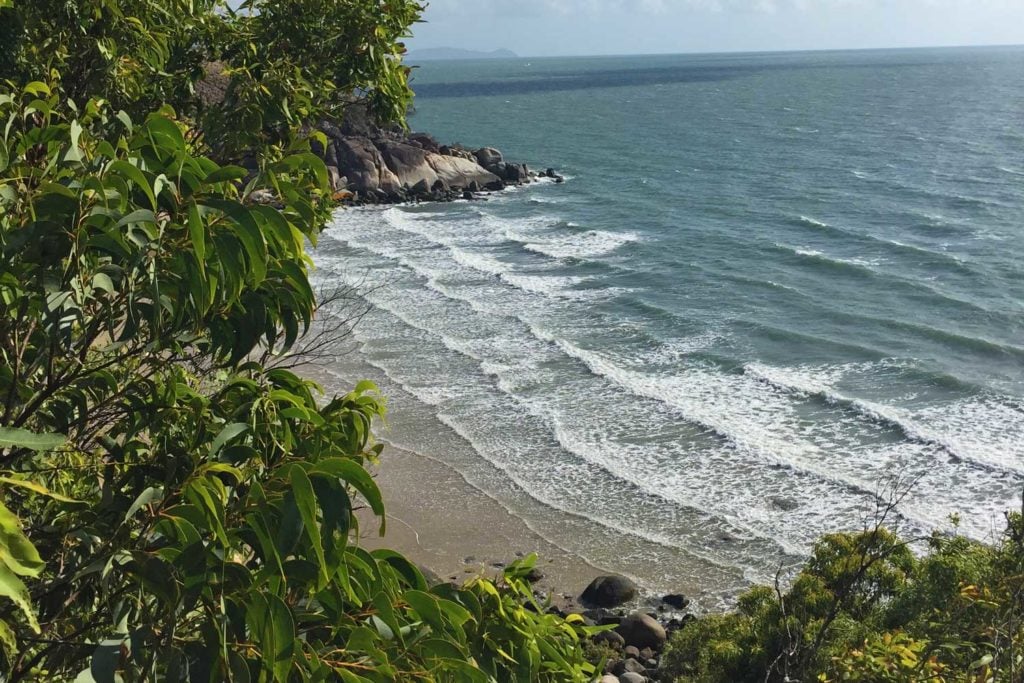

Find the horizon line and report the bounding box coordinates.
[406,41,1024,62]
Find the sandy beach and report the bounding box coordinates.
[356,440,605,607]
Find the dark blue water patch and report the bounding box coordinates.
[410,51,995,99]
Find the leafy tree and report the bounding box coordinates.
[0,1,598,680]
[0,0,220,119]
[661,514,1024,683]
[205,0,420,156]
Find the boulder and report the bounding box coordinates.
[335,105,382,138]
[619,673,646,683]
[425,153,499,190]
[485,179,506,192]
[375,140,439,188]
[615,613,667,651]
[326,165,346,193]
[624,646,641,659]
[661,594,689,610]
[582,575,637,608]
[410,178,432,197]
[599,677,619,683]
[333,137,401,194]
[408,132,440,153]
[612,658,647,677]
[443,146,475,161]
[503,163,529,183]
[474,146,503,168]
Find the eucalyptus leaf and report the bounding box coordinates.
[0,427,66,451]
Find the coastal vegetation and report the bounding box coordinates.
[1,1,1022,682]
[0,0,595,680]
[661,497,1024,683]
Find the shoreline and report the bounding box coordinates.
[355,440,608,609]
[302,363,613,608]
[303,359,738,614]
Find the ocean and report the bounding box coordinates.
[312,46,1024,607]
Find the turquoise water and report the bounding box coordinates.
[315,47,1024,604]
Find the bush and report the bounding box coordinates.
[661,516,1024,683]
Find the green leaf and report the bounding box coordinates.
[201,199,267,284]
[248,594,295,682]
[290,465,327,583]
[0,427,66,451]
[0,619,15,658]
[0,476,80,503]
[204,165,248,185]
[210,422,248,456]
[115,208,156,229]
[92,272,115,295]
[22,82,50,97]
[108,160,156,210]
[971,654,994,669]
[124,486,164,522]
[0,561,39,632]
[311,458,386,534]
[405,590,447,634]
[184,479,230,548]
[65,119,84,163]
[0,502,44,577]
[143,115,185,154]
[90,639,126,683]
[188,200,206,264]
[116,110,133,133]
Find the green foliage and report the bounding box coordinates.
[0,1,597,680]
[0,0,220,118]
[205,0,422,156]
[662,519,1024,683]
[0,0,423,158]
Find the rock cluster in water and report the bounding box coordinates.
[311,112,562,204]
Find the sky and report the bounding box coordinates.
[406,0,1024,57]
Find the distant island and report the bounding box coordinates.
[406,47,519,61]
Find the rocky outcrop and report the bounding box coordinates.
[427,154,499,190]
[330,137,400,195]
[311,118,547,204]
[375,140,438,189]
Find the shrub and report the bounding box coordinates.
[662,516,1024,683]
